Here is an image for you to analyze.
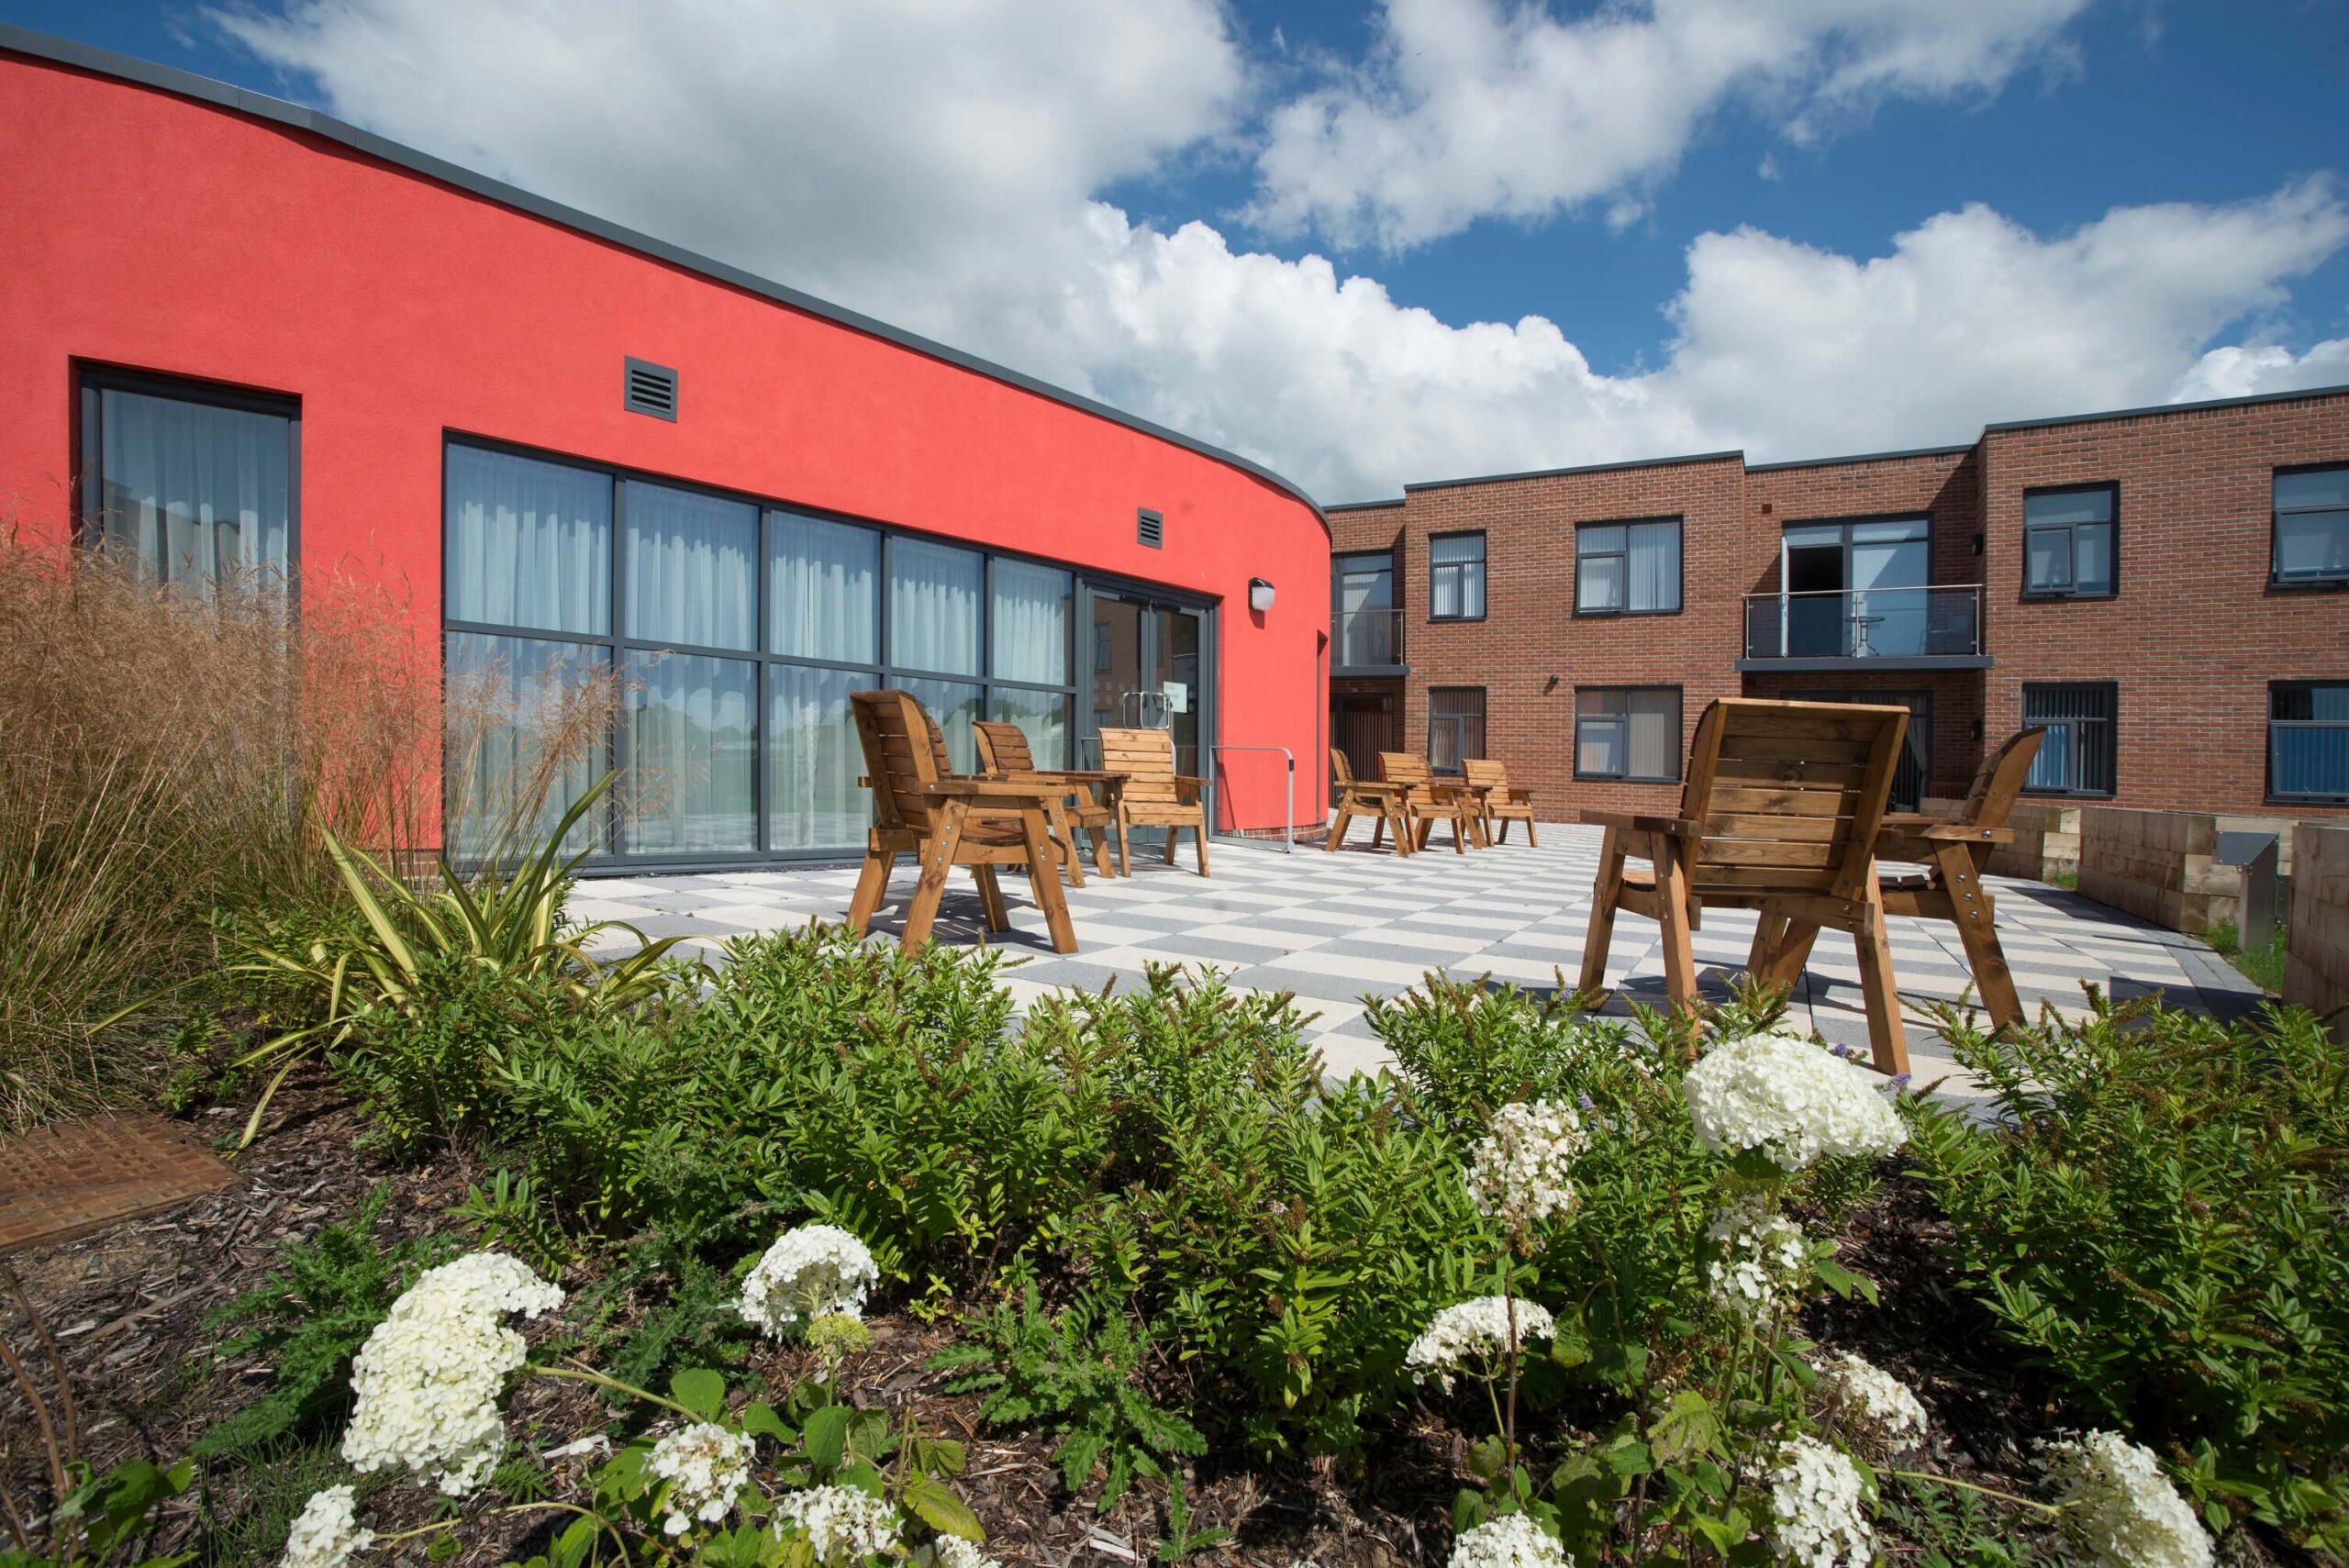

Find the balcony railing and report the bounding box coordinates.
[1332,606,1405,668]
[1742,584,1982,662]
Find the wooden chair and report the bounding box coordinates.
[847,689,1078,954]
[1097,727,1210,876]
[1326,748,1415,853]
[1378,751,1477,853]
[972,719,1120,885]
[1577,698,1912,1073]
[1763,728,2041,1030]
[1462,759,1538,847]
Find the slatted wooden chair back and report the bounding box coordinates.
[1957,726,2046,830]
[1377,751,1443,801]
[1462,758,1510,793]
[1676,698,1909,903]
[1330,747,1361,787]
[974,719,1036,775]
[851,688,948,839]
[1097,727,1180,809]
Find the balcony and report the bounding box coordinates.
[1331,606,1407,673]
[1738,584,1989,671]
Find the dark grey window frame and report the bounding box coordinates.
[2020,681,2119,798]
[2271,462,2349,589]
[1574,517,1684,617]
[1426,685,1486,775]
[2267,679,2349,804]
[2021,482,2118,601]
[1427,530,1487,622]
[441,432,1144,872]
[74,361,303,579]
[1573,684,1684,784]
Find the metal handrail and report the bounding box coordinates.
[1330,606,1404,667]
[1740,584,1984,660]
[1210,744,1295,854]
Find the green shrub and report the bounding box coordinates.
[1906,995,2349,1549]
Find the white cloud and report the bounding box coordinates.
[209,1,2349,504]
[1247,0,2094,251]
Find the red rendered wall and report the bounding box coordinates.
[0,53,1330,835]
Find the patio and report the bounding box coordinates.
[573,827,2266,1105]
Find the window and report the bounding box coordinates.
[1428,688,1486,773]
[2021,684,2117,796]
[1332,550,1397,664]
[2270,682,2349,801]
[1576,518,1682,614]
[1429,532,1486,619]
[2022,484,2116,598]
[1575,688,1681,782]
[80,369,296,585]
[2273,466,2349,585]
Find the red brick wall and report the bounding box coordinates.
[1981,393,2349,815]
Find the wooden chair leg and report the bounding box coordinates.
[1194,820,1210,877]
[1019,807,1079,953]
[903,804,966,951]
[1938,846,2023,1028]
[1369,812,1384,848]
[848,845,894,934]
[1326,804,1353,851]
[1162,827,1178,864]
[1115,815,1131,877]
[1088,825,1118,879]
[1046,800,1085,887]
[1524,816,1539,849]
[1577,828,1626,996]
[1761,919,1822,990]
[972,863,1010,932]
[1449,813,1468,853]
[1745,906,1790,980]
[1653,840,1700,1019]
[1388,806,1413,854]
[1854,876,1909,1076]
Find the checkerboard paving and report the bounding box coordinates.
[573,826,2266,1108]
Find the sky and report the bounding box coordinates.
[10,0,2349,503]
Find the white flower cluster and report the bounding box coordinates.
[1447,1512,1575,1568]
[1766,1438,1874,1568]
[920,1538,1004,1568]
[1465,1101,1586,1233]
[341,1252,564,1495]
[1406,1296,1556,1392]
[772,1484,900,1564]
[1814,1351,1929,1450]
[739,1224,880,1336]
[1683,1029,1906,1173]
[649,1421,755,1537]
[1705,1195,1810,1321]
[280,1485,373,1568]
[2040,1430,2212,1568]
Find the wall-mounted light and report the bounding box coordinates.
[1249,577,1275,613]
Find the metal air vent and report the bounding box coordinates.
[1137,507,1163,548]
[624,357,678,421]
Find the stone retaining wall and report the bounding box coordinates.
[2076,807,2298,937]
[2286,821,2349,1033]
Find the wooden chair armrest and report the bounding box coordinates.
[1580,810,1702,840]
[1343,780,1404,796]
[1171,775,1208,801]
[1507,788,1535,804]
[920,780,1057,805]
[1879,823,2015,850]
[1052,770,1129,784]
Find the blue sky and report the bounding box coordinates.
[9,1,2348,499]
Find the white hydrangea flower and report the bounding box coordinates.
[1405,1296,1556,1392]
[2040,1430,2212,1568]
[342,1252,563,1496]
[1705,1194,1810,1321]
[648,1421,755,1537]
[1447,1511,1575,1567]
[280,1485,373,1568]
[920,1538,1003,1568]
[1683,1029,1906,1172]
[1766,1438,1874,1568]
[1466,1101,1586,1233]
[1815,1351,1929,1450]
[772,1484,900,1564]
[739,1224,881,1336]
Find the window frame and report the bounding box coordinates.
[1573,684,1684,784]
[1574,517,1684,617]
[74,361,303,577]
[2266,679,2349,804]
[1426,530,1487,622]
[1425,685,1486,775]
[440,431,1182,870]
[2020,482,2118,601]
[2270,462,2349,590]
[2019,681,2119,799]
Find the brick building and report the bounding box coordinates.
[1329,384,2349,821]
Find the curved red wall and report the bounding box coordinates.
[0,51,1330,836]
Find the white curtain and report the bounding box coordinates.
[905,678,982,773]
[770,511,879,662]
[626,482,755,650]
[442,632,609,858]
[1627,520,1679,611]
[1627,690,1680,780]
[889,538,982,675]
[1430,534,1484,617]
[445,446,611,633]
[625,651,758,852]
[100,389,291,583]
[770,664,873,850]
[990,559,1070,684]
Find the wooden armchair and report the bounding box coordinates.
[1097,726,1210,876]
[846,689,1078,953]
[1578,698,1913,1073]
[1326,748,1414,853]
[1378,751,1476,853]
[1462,759,1537,846]
[972,719,1120,885]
